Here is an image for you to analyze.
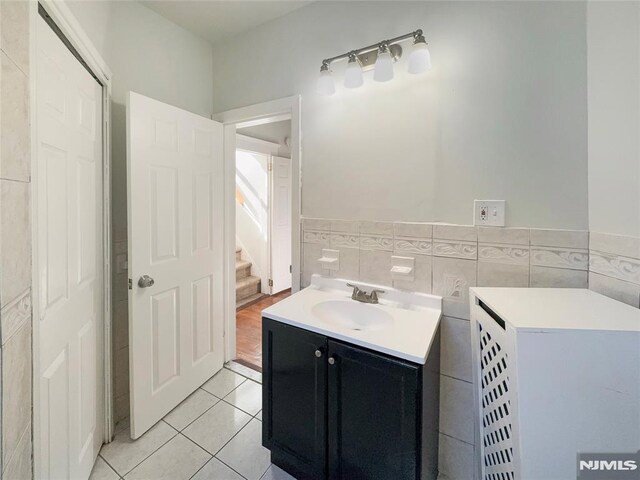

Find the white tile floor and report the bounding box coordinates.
[90,366,295,480]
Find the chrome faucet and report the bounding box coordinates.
[347,283,385,304]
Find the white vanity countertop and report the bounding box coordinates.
[262,275,442,364]
[471,287,640,332]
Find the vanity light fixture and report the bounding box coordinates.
[316,62,336,96]
[316,29,431,95]
[344,53,364,89]
[408,32,432,74]
[373,44,394,82]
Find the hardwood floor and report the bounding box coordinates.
[236,289,291,372]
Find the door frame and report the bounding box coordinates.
[213,95,301,362]
[31,1,113,477]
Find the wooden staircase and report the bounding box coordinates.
[236,246,263,309]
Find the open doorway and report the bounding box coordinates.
[234,120,293,370]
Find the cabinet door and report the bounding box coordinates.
[263,318,327,479]
[328,340,421,480]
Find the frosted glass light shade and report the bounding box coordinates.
[408,42,432,74]
[317,69,335,96]
[344,58,363,89]
[373,50,394,82]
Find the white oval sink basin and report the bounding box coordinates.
[311,300,393,332]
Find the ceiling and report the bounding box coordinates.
[141,0,313,45]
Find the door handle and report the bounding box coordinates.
[138,275,155,288]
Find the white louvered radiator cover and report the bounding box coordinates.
[470,288,640,480]
[477,319,514,480]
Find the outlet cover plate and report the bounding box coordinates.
[474,200,506,227]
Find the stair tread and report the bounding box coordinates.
[237,292,266,310]
[235,259,252,270]
[236,275,260,288]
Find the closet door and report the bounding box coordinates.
[36,15,104,479]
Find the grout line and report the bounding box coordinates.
[112,423,179,477]
[163,418,181,433]
[440,372,472,385]
[219,397,260,418]
[188,458,211,480]
[0,47,29,78]
[2,422,30,475]
[212,413,253,457]
[177,431,214,465]
[213,456,249,480]
[201,378,246,398]
[0,175,30,185]
[98,453,124,479]
[169,394,221,433]
[439,431,476,447]
[179,402,252,460]
[95,455,120,479]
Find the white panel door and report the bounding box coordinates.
[36,16,104,480]
[269,156,292,293]
[127,92,225,439]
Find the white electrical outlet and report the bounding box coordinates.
[474,200,506,227]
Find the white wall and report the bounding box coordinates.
[212,1,588,229]
[67,0,214,235]
[235,135,284,293]
[236,148,269,292]
[587,1,640,238]
[66,0,213,115]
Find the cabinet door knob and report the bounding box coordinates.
[328,357,335,365]
[315,349,322,358]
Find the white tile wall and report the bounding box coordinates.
[0,3,32,476]
[589,232,640,307]
[1,51,29,182]
[301,217,640,478]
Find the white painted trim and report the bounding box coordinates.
[214,95,302,363]
[236,133,280,155]
[222,125,238,361]
[38,0,112,90]
[31,3,114,479]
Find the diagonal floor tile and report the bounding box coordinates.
[100,421,177,476]
[124,434,210,480]
[90,456,120,480]
[192,457,245,480]
[182,401,251,455]
[260,464,297,480]
[217,419,271,480]
[255,410,262,421]
[224,380,262,415]
[201,369,245,398]
[163,389,218,431]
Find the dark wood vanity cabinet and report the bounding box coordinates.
[262,318,328,479]
[262,317,440,480]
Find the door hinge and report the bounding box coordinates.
[289,265,292,273]
[128,278,132,290]
[268,279,273,287]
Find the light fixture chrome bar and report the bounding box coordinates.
[321,29,423,67]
